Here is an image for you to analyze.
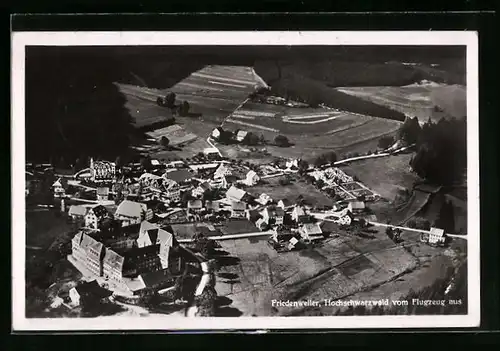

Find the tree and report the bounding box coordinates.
[315,179,325,189]
[140,157,152,170]
[114,156,124,169]
[435,200,455,233]
[274,135,289,147]
[195,286,217,316]
[160,136,170,149]
[179,100,190,116]
[407,219,417,228]
[244,132,260,146]
[313,155,327,168]
[378,135,395,150]
[324,151,338,164]
[259,134,266,144]
[298,159,309,175]
[165,92,176,108]
[398,117,421,145]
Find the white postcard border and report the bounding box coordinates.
[12,31,480,331]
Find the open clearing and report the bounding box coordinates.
[215,225,421,316]
[336,83,466,122]
[248,178,333,207]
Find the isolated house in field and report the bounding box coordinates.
[52,178,66,198]
[428,227,446,245]
[84,205,111,230]
[115,200,153,227]
[187,199,203,214]
[235,130,249,143]
[211,127,224,140]
[69,280,112,307]
[230,201,247,219]
[192,182,211,198]
[96,187,110,202]
[68,205,88,222]
[226,185,250,203]
[347,201,366,214]
[243,170,260,186]
[299,223,324,242]
[261,206,285,226]
[277,199,293,210]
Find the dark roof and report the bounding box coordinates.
[90,205,109,218]
[247,209,262,222]
[74,280,112,299]
[165,170,194,183]
[140,269,175,288]
[231,201,247,211]
[124,244,160,259]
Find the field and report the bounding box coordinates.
[340,153,419,201]
[146,125,197,146]
[336,83,466,122]
[214,225,421,316]
[248,177,333,207]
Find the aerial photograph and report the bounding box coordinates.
[24,45,468,318]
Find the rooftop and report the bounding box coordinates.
[116,200,146,219]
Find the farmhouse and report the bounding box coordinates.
[68,205,88,222]
[84,205,111,230]
[69,280,112,307]
[226,185,250,203]
[347,201,366,214]
[211,127,224,140]
[243,170,260,186]
[115,200,153,227]
[299,223,324,242]
[428,227,446,245]
[235,130,249,143]
[230,201,247,219]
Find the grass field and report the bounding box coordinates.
[248,178,333,207]
[215,224,422,316]
[336,83,466,122]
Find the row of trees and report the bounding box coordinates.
[157,92,191,117]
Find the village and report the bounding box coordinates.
[25,125,453,316]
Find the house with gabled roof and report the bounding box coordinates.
[192,181,211,198]
[115,200,153,227]
[243,170,260,186]
[96,187,110,202]
[84,204,111,230]
[226,185,250,203]
[68,205,88,221]
[211,127,224,140]
[347,200,365,214]
[71,231,105,276]
[52,178,66,198]
[235,130,249,143]
[298,223,324,242]
[210,175,228,189]
[291,206,309,223]
[230,201,247,218]
[137,227,174,269]
[214,164,233,179]
[260,206,285,226]
[69,280,112,307]
[187,199,203,214]
[256,193,273,206]
[277,199,293,210]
